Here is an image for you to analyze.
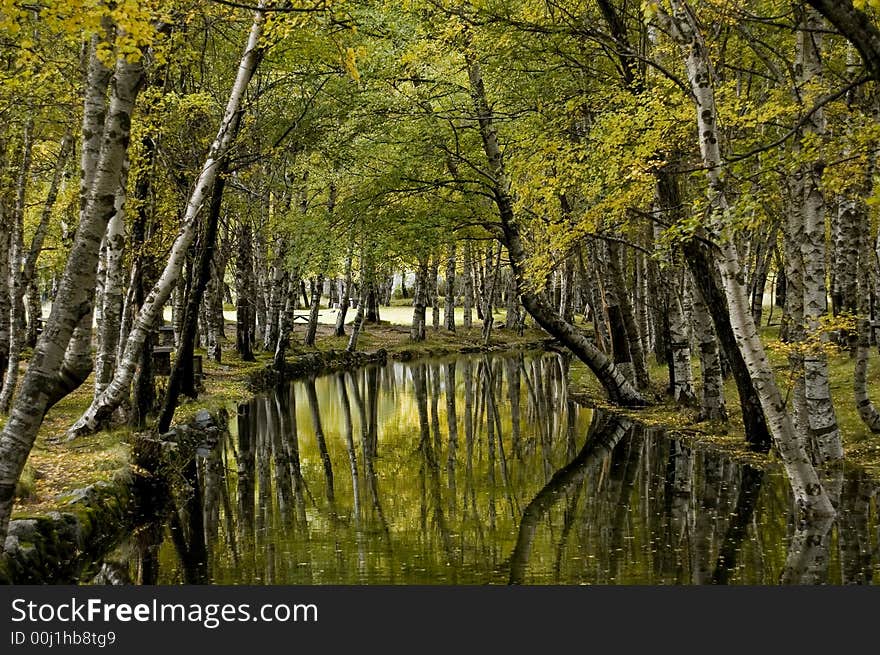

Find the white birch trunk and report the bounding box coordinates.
[659,2,835,517]
[445,242,456,331]
[0,53,143,540]
[94,163,129,396]
[691,277,726,420]
[68,6,266,438]
[0,119,34,413]
[797,9,842,462]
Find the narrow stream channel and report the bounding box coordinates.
[120,351,877,584]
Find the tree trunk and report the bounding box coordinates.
[346,283,367,353]
[264,238,287,349]
[691,278,727,421]
[430,256,441,330]
[463,242,474,329]
[236,222,256,360]
[445,242,456,331]
[273,275,298,369]
[0,53,144,540]
[660,1,834,517]
[607,240,650,390]
[334,234,354,337]
[797,9,842,463]
[67,7,265,439]
[667,270,697,406]
[23,132,73,351]
[410,256,428,342]
[854,213,880,430]
[600,243,634,382]
[94,162,130,396]
[480,244,498,344]
[749,224,777,325]
[304,274,323,347]
[464,49,645,407]
[0,120,34,413]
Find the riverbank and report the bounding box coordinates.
[568,324,880,477]
[7,320,548,517]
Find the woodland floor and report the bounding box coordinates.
[6,301,880,517]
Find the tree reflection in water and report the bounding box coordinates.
[127,352,877,585]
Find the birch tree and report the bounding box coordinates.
[68,5,267,438]
[0,49,145,540]
[656,0,834,517]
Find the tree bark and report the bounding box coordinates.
[463,241,474,329]
[0,120,34,413]
[273,275,298,369]
[334,232,354,337]
[68,7,266,438]
[304,274,323,347]
[410,256,428,342]
[430,255,441,330]
[236,221,256,360]
[0,53,144,540]
[691,278,727,421]
[444,242,456,331]
[660,2,834,518]
[94,160,130,395]
[797,9,842,463]
[607,240,650,390]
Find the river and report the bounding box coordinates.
[122,351,877,584]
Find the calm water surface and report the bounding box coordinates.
[130,351,877,584]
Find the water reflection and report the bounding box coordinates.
[128,352,877,585]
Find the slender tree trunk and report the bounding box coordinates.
[854,213,880,430]
[334,233,354,337]
[749,224,777,325]
[463,49,645,407]
[463,242,474,329]
[660,2,834,517]
[480,244,498,344]
[667,270,697,405]
[22,132,73,351]
[0,209,9,387]
[263,238,286,349]
[94,161,130,395]
[0,53,144,540]
[0,120,34,412]
[68,7,266,438]
[691,279,727,421]
[304,274,323,347]
[411,256,428,342]
[346,284,367,353]
[601,243,634,382]
[430,256,441,330]
[607,241,650,390]
[25,280,39,349]
[236,222,255,361]
[273,274,298,369]
[797,9,842,463]
[445,242,456,331]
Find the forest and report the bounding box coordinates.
[0,0,879,584]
